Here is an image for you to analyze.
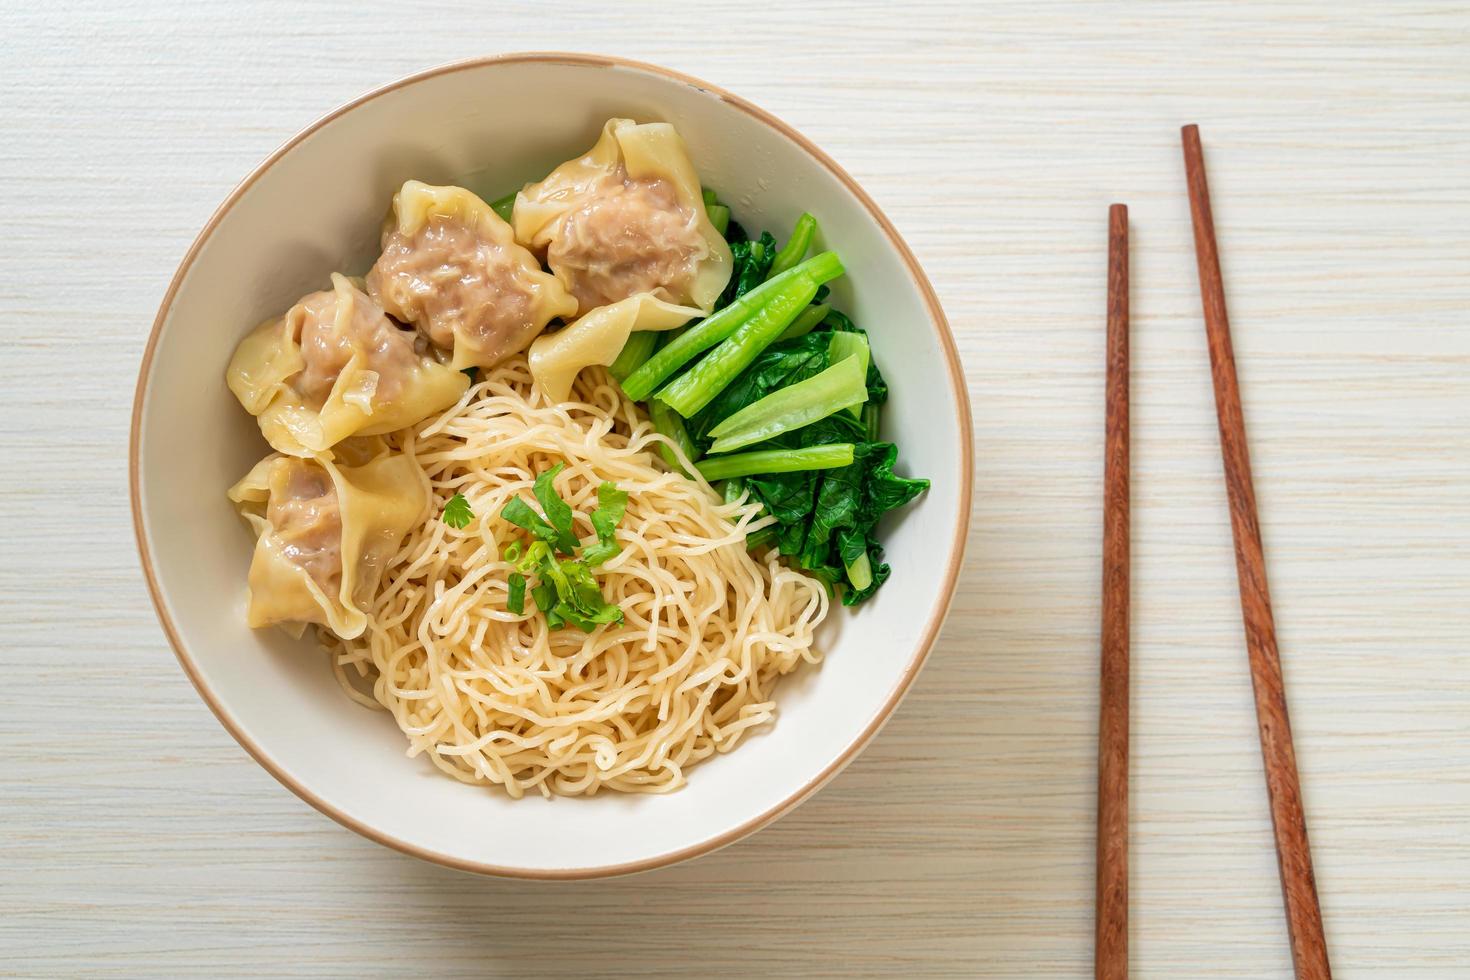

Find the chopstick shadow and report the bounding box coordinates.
[334,519,1094,975]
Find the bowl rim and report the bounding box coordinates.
[130,51,973,880]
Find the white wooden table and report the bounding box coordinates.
[3,3,1467,976]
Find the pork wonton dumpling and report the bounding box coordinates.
[528,293,702,402]
[228,449,427,639]
[226,273,468,457]
[367,181,577,370]
[513,118,733,313]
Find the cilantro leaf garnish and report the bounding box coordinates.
[441,492,474,529]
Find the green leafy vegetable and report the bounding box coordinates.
[758,437,927,606]
[695,443,855,482]
[506,573,526,614]
[656,251,846,417]
[617,203,923,605]
[441,493,474,529]
[620,252,843,402]
[682,305,924,604]
[767,213,819,280]
[461,366,478,382]
[718,231,777,308]
[490,191,517,222]
[706,353,868,454]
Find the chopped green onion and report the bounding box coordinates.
[609,331,659,384]
[506,573,526,614]
[776,303,831,343]
[707,354,868,454]
[695,443,855,482]
[619,252,844,402]
[656,252,845,416]
[767,213,819,279]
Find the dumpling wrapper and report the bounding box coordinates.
[528,293,702,402]
[226,273,468,457]
[228,449,427,640]
[513,118,733,313]
[367,181,577,370]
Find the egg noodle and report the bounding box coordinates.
[326,357,828,797]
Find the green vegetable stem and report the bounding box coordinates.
[489,191,517,222]
[862,402,882,441]
[706,353,868,454]
[701,188,732,239]
[655,252,845,417]
[609,331,659,383]
[775,303,831,343]
[649,399,700,473]
[707,204,730,236]
[843,551,873,593]
[767,214,819,279]
[619,251,844,402]
[695,443,855,482]
[826,330,871,418]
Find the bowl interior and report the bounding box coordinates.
[135,57,967,876]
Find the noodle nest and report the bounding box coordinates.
[328,358,828,797]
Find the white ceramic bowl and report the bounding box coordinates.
[132,54,971,878]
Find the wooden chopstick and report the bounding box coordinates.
[1095,203,1130,980]
[1180,124,1332,980]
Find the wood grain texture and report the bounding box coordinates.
[1182,125,1331,979]
[1096,202,1130,980]
[1,2,1468,977]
